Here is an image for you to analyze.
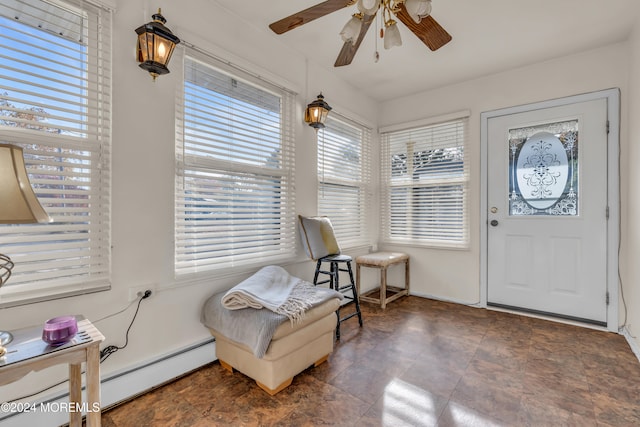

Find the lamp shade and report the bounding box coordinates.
[135,9,181,80]
[340,14,363,44]
[357,0,380,15]
[405,0,432,23]
[384,21,402,50]
[0,143,49,224]
[304,93,332,129]
[0,143,49,353]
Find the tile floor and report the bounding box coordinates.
[100,296,640,426]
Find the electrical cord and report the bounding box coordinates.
[6,290,152,404]
[100,290,150,363]
[7,378,68,403]
[615,133,631,336]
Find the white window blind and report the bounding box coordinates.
[381,116,469,248]
[176,52,296,275]
[0,0,112,305]
[318,114,371,248]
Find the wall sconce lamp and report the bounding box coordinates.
[304,93,332,130]
[0,143,50,356]
[135,8,181,81]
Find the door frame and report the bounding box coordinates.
[479,88,620,332]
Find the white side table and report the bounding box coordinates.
[0,317,104,427]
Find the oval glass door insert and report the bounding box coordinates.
[508,120,578,216]
[516,131,568,209]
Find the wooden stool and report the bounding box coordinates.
[355,252,410,309]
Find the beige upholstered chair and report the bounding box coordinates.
[201,265,343,395]
[206,297,340,395]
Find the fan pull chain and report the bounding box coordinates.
[374,13,380,62]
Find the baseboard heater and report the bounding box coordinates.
[0,338,216,427]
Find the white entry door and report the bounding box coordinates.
[487,98,609,324]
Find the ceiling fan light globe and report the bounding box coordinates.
[340,15,363,44]
[405,0,432,23]
[383,22,402,49]
[357,0,381,15]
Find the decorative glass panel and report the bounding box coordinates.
[509,120,578,216]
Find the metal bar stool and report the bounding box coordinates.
[313,254,363,340]
[298,215,363,340]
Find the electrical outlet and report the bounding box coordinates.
[128,285,155,302]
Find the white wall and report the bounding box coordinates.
[0,0,377,406]
[378,42,630,307]
[2,0,640,416]
[622,16,640,352]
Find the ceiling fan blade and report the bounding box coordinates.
[334,13,375,67]
[395,4,452,51]
[269,0,355,35]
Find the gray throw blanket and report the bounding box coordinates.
[201,266,342,358]
[221,265,315,323]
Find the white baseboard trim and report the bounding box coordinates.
[486,305,611,332]
[0,339,216,427]
[622,326,640,363]
[409,291,481,308]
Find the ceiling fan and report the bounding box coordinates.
[269,0,452,67]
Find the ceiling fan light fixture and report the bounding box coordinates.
[404,0,432,23]
[357,0,381,15]
[340,13,363,44]
[383,20,402,49]
[268,0,452,68]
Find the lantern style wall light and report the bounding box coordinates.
[304,93,332,129]
[135,8,181,81]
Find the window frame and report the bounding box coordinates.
[0,0,113,307]
[317,113,372,250]
[380,111,470,249]
[175,49,297,277]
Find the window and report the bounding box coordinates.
[380,114,469,248]
[0,0,112,306]
[318,114,371,248]
[175,52,296,275]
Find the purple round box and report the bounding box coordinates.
[42,315,78,345]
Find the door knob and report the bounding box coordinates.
[490,219,499,227]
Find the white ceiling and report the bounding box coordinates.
[212,0,640,102]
